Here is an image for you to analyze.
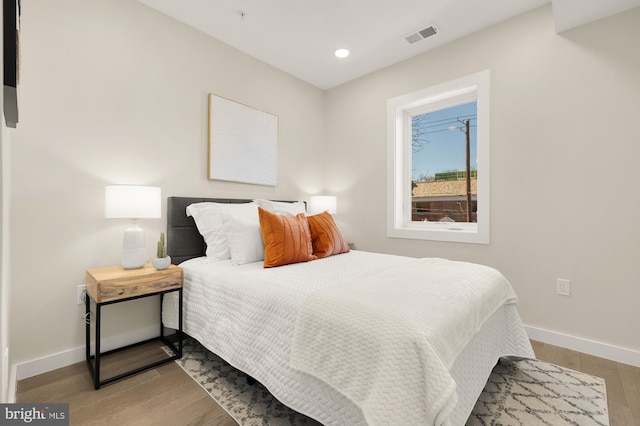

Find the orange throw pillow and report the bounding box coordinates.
[307,211,350,258]
[258,207,316,268]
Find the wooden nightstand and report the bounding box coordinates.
[85,263,183,389]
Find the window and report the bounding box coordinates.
[386,70,490,244]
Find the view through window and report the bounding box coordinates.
[387,69,489,244]
[411,102,477,223]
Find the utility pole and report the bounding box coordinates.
[457,119,472,223]
[465,119,472,223]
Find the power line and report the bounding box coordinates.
[422,125,477,135]
[413,112,476,121]
[412,114,476,126]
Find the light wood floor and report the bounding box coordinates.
[15,340,640,425]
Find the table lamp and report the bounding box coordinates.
[105,185,161,269]
[309,195,337,215]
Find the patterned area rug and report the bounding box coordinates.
[467,357,608,426]
[175,338,609,426]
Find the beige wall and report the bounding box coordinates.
[325,5,640,353]
[9,0,325,365]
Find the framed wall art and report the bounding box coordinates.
[208,94,278,186]
[3,0,20,128]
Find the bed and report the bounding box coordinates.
[162,196,534,426]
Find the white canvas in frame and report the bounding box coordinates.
[208,94,278,186]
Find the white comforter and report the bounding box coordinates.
[289,258,518,426]
[163,251,533,426]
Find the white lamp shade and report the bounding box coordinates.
[309,195,337,215]
[105,185,161,219]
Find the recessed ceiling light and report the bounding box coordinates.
[334,48,350,58]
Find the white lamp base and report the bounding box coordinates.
[121,224,147,269]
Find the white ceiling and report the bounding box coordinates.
[138,0,640,90]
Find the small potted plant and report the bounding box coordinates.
[152,232,171,270]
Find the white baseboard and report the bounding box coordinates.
[526,325,640,367]
[15,325,160,381]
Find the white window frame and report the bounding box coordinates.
[386,70,490,244]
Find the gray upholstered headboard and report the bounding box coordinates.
[167,197,254,264]
[166,197,304,264]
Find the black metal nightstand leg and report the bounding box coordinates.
[178,288,183,357]
[95,303,101,389]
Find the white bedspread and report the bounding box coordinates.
[289,258,518,426]
[163,251,534,426]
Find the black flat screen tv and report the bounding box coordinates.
[3,0,20,128]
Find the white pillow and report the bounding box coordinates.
[253,199,306,216]
[222,213,264,265]
[186,202,258,259]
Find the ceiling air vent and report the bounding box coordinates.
[404,25,438,44]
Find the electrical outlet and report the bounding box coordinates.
[77,285,87,305]
[556,278,571,296]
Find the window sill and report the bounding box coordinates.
[388,223,489,244]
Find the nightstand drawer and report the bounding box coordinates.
[86,263,183,303]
